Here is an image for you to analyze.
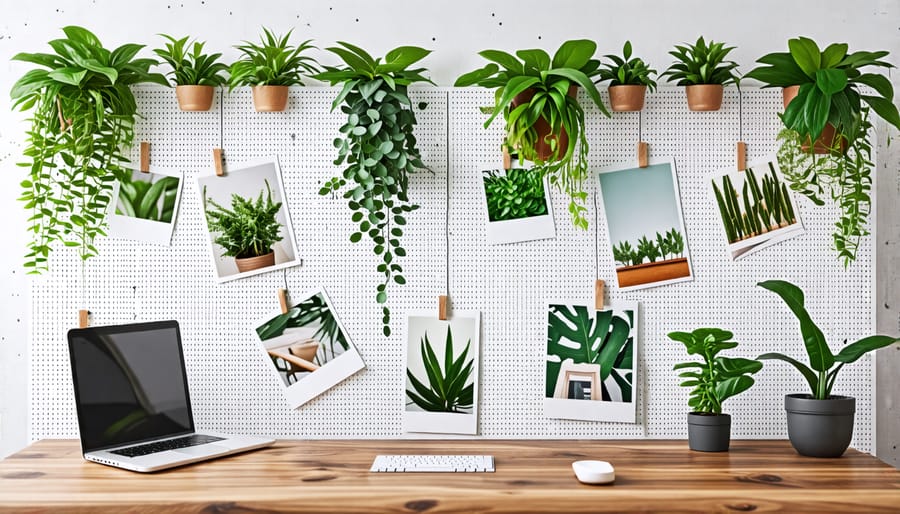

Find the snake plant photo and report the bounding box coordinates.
[115,171,180,223]
[482,168,549,222]
[406,326,475,414]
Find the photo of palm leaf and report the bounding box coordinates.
[406,327,474,413]
[116,170,180,223]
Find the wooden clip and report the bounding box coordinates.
[736,141,747,171]
[594,280,605,310]
[638,141,649,168]
[438,295,449,321]
[502,146,512,170]
[78,310,89,328]
[140,142,150,173]
[212,148,224,176]
[277,288,289,314]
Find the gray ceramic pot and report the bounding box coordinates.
[785,394,855,458]
[687,412,731,452]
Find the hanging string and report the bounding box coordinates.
[638,109,643,144]
[594,189,600,282]
[444,91,451,296]
[738,88,744,141]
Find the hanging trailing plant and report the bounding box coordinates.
[10,26,167,273]
[315,43,432,337]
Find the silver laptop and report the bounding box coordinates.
[67,320,274,472]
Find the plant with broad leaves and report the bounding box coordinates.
[10,25,168,272]
[315,43,432,337]
[116,172,179,223]
[256,292,348,363]
[483,168,547,221]
[202,179,283,259]
[154,34,228,86]
[597,41,657,90]
[455,40,611,230]
[662,36,740,86]
[756,280,898,399]
[228,28,318,88]
[406,327,474,413]
[668,328,762,414]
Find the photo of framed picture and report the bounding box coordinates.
[108,168,183,245]
[481,165,555,245]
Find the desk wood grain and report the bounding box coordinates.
[1,440,898,513]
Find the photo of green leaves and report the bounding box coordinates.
[483,168,548,222]
[116,170,179,223]
[406,326,474,413]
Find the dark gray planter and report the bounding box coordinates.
[687,412,731,452]
[785,394,855,458]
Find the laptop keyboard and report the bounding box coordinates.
[110,434,225,458]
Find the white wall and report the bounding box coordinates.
[1,0,898,457]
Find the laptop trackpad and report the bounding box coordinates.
[172,444,229,456]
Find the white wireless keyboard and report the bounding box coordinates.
[370,454,495,473]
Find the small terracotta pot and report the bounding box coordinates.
[685,84,724,111]
[175,85,215,111]
[608,85,647,112]
[511,85,578,161]
[235,251,275,273]
[782,85,800,110]
[801,123,848,155]
[252,85,289,112]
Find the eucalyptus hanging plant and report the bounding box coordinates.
[10,26,167,272]
[315,43,432,337]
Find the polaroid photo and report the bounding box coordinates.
[253,287,365,409]
[597,157,694,291]
[711,157,805,260]
[481,166,555,244]
[108,168,183,245]
[404,311,481,435]
[197,157,300,282]
[544,301,639,423]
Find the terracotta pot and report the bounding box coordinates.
[608,85,647,112]
[685,84,724,111]
[252,85,289,112]
[511,85,578,161]
[288,339,320,363]
[801,123,848,155]
[615,257,690,288]
[235,251,275,273]
[175,85,215,111]
[782,85,800,110]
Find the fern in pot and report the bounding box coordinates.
[154,34,229,111]
[597,40,657,112]
[662,36,740,111]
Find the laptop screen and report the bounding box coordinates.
[68,321,194,452]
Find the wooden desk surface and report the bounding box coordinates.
[1,439,898,513]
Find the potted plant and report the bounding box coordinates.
[315,43,432,337]
[228,28,319,112]
[202,179,284,273]
[154,34,228,111]
[597,40,657,112]
[257,293,349,364]
[455,40,611,230]
[611,228,688,287]
[744,38,900,266]
[662,37,740,111]
[756,280,899,457]
[10,26,168,272]
[668,328,762,452]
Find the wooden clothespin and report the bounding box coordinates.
[438,295,449,321]
[637,141,649,168]
[736,141,747,171]
[277,288,289,314]
[140,142,150,173]
[502,145,512,170]
[594,280,605,310]
[78,309,89,328]
[212,148,225,177]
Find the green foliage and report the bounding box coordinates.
[202,179,283,259]
[10,26,168,272]
[115,173,179,223]
[256,293,348,362]
[406,327,474,413]
[315,43,432,337]
[636,235,660,263]
[154,34,228,86]
[546,305,634,401]
[613,228,684,268]
[455,40,611,230]
[662,36,740,86]
[483,168,547,221]
[668,328,762,414]
[757,280,899,399]
[597,40,658,91]
[228,28,319,88]
[712,163,798,244]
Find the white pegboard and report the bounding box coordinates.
[30,86,875,451]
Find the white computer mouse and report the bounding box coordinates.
[572,460,615,484]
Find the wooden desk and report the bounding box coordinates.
[1,440,898,513]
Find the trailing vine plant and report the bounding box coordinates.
[315,43,432,337]
[10,26,167,272]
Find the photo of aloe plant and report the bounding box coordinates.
[406,326,474,413]
[108,168,182,245]
[481,167,556,245]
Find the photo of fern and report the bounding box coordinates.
[116,170,179,223]
[483,168,548,221]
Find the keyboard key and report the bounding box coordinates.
[111,434,225,458]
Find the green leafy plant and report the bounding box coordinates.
[455,40,611,230]
[547,305,634,402]
[757,280,899,400]
[406,327,474,413]
[712,163,798,244]
[154,34,228,86]
[202,179,283,259]
[115,173,179,222]
[228,28,318,88]
[662,36,740,85]
[315,43,432,337]
[612,228,684,268]
[256,293,348,362]
[598,41,657,90]
[636,235,660,263]
[483,168,547,221]
[10,26,168,272]
[668,328,762,414]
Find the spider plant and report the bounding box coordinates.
[154,34,228,86]
[662,37,740,111]
[228,28,318,88]
[406,327,474,413]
